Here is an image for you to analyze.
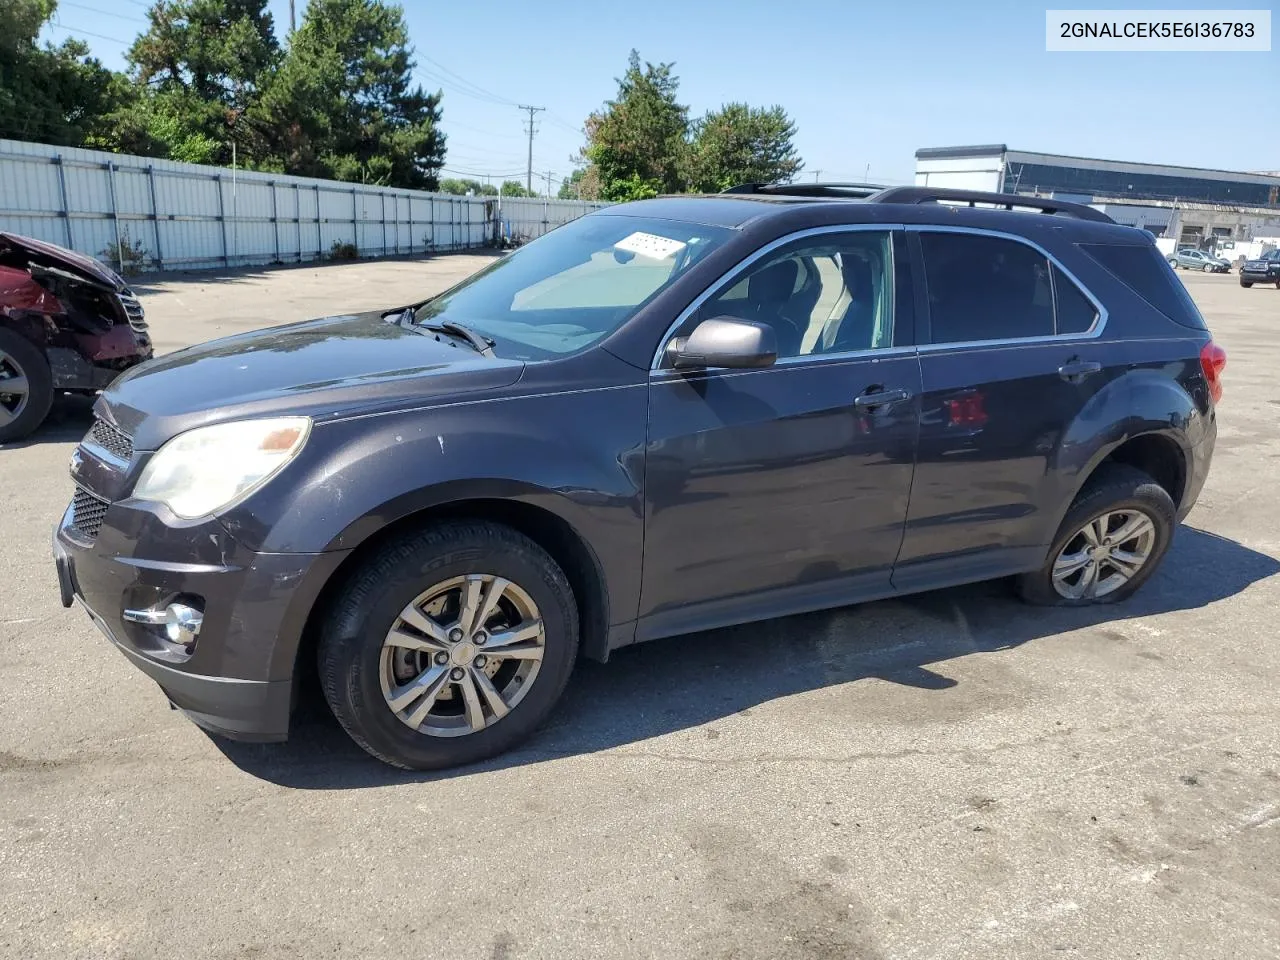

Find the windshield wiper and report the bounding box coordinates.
[412,312,496,359]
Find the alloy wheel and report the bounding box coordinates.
[1051,509,1157,600]
[0,349,30,430]
[378,574,545,737]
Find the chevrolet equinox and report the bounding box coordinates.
[53,185,1223,770]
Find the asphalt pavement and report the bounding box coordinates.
[2,258,1277,960]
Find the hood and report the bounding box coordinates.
[99,311,525,450]
[0,232,126,291]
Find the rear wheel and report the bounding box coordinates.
[319,521,579,769]
[0,328,53,443]
[1018,465,1175,607]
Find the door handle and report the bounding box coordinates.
[1058,360,1102,382]
[853,387,912,409]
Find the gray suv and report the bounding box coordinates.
[54,186,1223,770]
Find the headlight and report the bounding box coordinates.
[133,417,311,519]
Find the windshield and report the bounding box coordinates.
[413,214,733,359]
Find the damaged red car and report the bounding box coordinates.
[0,232,153,442]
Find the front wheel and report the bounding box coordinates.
[1169,259,1179,269]
[0,328,54,443]
[319,521,579,769]
[1202,263,1212,273]
[1241,281,1253,288]
[1018,465,1175,606]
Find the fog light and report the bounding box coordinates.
[123,600,204,649]
[164,603,203,646]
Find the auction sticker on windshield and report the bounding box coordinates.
[614,232,688,260]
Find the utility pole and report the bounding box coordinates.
[812,170,823,182]
[289,0,295,32]
[518,105,545,194]
[543,170,555,197]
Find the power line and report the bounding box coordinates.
[440,166,527,180]
[56,0,148,24]
[45,21,131,44]
[438,118,524,141]
[544,113,585,136]
[414,69,510,107]
[419,55,518,107]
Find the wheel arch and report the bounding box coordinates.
[288,489,613,703]
[1043,369,1200,546]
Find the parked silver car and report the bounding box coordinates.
[1169,248,1231,273]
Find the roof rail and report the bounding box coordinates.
[721,182,887,199]
[869,186,1115,223]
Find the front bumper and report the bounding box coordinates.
[1239,269,1280,284]
[53,499,348,742]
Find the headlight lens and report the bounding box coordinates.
[133,417,311,519]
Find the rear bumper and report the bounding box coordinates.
[53,500,347,742]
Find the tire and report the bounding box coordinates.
[1169,259,1179,269]
[1241,281,1253,288]
[1018,464,1175,607]
[1202,264,1211,273]
[319,520,579,770]
[0,328,54,444]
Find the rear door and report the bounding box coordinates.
[893,226,1119,589]
[638,227,921,638]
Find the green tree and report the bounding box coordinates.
[439,178,497,196]
[120,0,279,164]
[251,0,445,189]
[689,103,802,192]
[499,180,537,198]
[581,50,689,201]
[0,0,129,147]
[557,168,587,199]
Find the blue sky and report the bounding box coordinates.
[41,0,1278,192]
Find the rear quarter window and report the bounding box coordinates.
[1078,242,1208,330]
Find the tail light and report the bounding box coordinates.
[1200,341,1226,404]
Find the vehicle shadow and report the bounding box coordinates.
[211,525,1278,788]
[0,395,95,449]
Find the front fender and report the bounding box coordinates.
[1040,366,1207,542]
[218,384,650,625]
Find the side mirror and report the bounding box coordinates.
[668,317,778,370]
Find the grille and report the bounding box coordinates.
[71,487,110,540]
[86,418,133,461]
[117,290,148,334]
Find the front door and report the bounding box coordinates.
[893,227,1119,590]
[637,228,921,641]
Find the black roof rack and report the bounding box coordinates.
[868,186,1115,224]
[721,182,888,199]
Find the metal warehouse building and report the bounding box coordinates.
[915,145,1280,257]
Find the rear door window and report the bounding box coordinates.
[918,232,1054,343]
[1052,265,1100,334]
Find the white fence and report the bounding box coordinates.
[0,139,604,273]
